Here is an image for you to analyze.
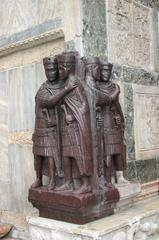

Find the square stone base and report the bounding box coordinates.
[28,187,119,224]
[28,196,159,240]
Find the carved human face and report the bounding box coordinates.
[58,62,73,80]
[92,64,100,80]
[45,64,58,82]
[101,66,112,82]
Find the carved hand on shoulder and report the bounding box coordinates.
[65,77,78,92]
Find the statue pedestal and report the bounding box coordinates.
[28,196,159,240]
[28,187,119,224]
[115,182,141,211]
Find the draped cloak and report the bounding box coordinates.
[88,80,126,173]
[62,84,93,177]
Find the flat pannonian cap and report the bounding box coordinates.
[101,61,113,69]
[85,57,100,65]
[57,52,77,64]
[43,57,57,66]
[61,51,79,57]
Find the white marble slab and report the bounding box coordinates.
[28,196,159,240]
[133,84,159,160]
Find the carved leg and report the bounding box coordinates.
[31,155,42,189]
[114,154,129,184]
[47,157,55,191]
[105,155,114,188]
[74,176,92,194]
[56,157,73,191]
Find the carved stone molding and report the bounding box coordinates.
[137,180,159,201]
[0,29,64,58]
[127,220,159,240]
[133,84,159,160]
[9,131,33,145]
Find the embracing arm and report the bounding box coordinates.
[38,81,77,108]
[46,87,73,107]
[110,84,120,101]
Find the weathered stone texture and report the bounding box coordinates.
[108,31,134,66]
[82,0,107,57]
[0,0,63,46]
[133,84,159,160]
[107,0,133,65]
[8,144,35,213]
[124,83,135,160]
[111,64,123,82]
[112,65,159,98]
[122,67,159,85]
[133,2,151,39]
[107,0,154,70]
[62,0,83,48]
[0,143,35,214]
[134,36,151,68]
[0,102,7,124]
[108,0,133,32]
[136,0,159,11]
[8,63,44,132]
[0,71,8,100]
[153,9,159,72]
[64,40,76,52]
[0,36,64,70]
[0,127,9,181]
[0,181,10,210]
[0,71,9,183]
[126,158,159,183]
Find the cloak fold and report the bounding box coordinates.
[64,87,93,176]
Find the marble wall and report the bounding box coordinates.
[133,84,159,160]
[0,62,43,215]
[82,0,107,57]
[81,0,159,186]
[106,0,154,70]
[104,0,159,184]
[0,0,63,47]
[0,2,64,227]
[0,70,9,211]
